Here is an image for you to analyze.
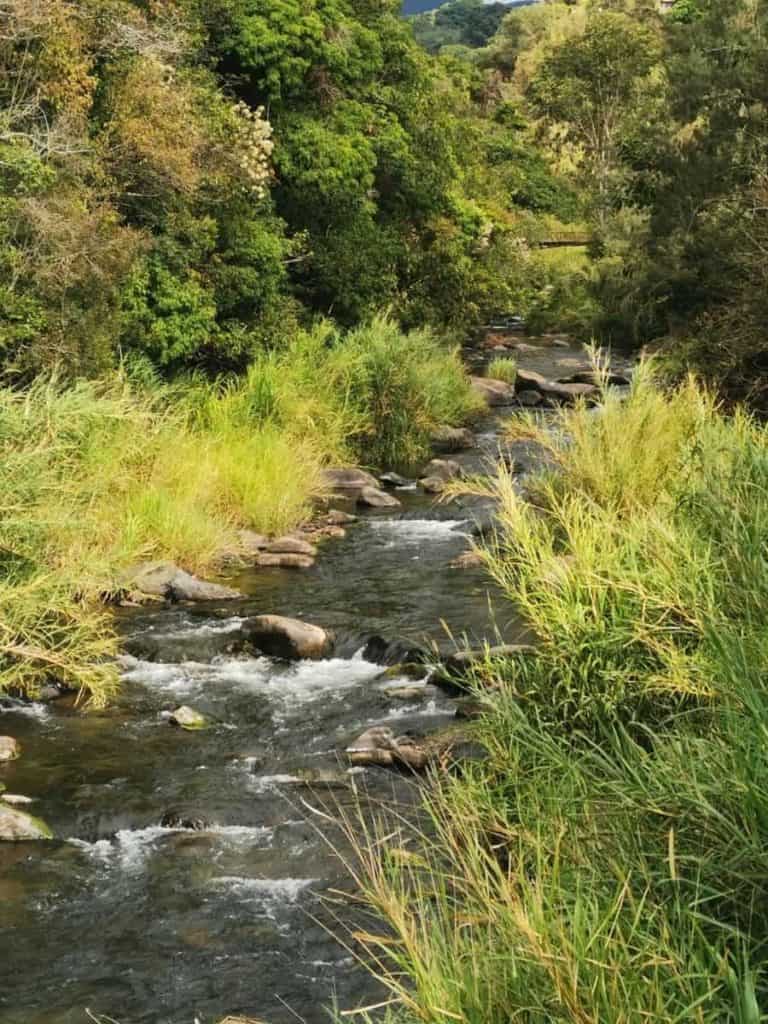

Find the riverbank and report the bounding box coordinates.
[0,318,480,706]
[345,363,768,1021]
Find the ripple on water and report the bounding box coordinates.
[69,824,274,872]
[119,652,387,718]
[367,518,469,543]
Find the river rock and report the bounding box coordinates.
[383,685,430,701]
[420,476,445,495]
[435,643,536,693]
[257,552,314,569]
[169,706,208,730]
[244,615,333,660]
[546,381,598,401]
[471,377,515,406]
[237,530,269,556]
[265,536,317,557]
[516,389,543,407]
[1,793,34,806]
[431,426,475,453]
[362,635,428,670]
[515,369,597,404]
[420,459,462,483]
[323,509,357,526]
[515,368,549,391]
[450,549,484,569]
[379,471,410,488]
[358,486,402,509]
[345,727,429,771]
[123,561,242,602]
[0,805,53,841]
[320,467,380,496]
[561,369,631,387]
[160,808,211,830]
[0,737,20,762]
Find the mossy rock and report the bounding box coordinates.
[0,805,53,841]
[169,706,209,731]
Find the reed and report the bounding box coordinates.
[338,362,768,1023]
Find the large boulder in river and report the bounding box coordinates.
[471,377,515,406]
[0,736,20,762]
[0,805,52,841]
[123,561,242,602]
[244,615,333,660]
[431,426,475,453]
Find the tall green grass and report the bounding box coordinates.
[339,362,768,1022]
[485,355,517,386]
[0,317,476,704]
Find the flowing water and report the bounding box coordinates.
[0,340,627,1024]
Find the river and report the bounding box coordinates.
[0,338,624,1024]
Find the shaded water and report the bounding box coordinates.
[0,340,625,1024]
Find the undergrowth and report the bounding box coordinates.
[338,360,768,1023]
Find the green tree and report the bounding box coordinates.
[528,12,661,225]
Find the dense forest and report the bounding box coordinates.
[2,0,766,388]
[3,1,768,1022]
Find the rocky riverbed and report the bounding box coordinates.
[0,336,631,1024]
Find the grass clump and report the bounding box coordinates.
[485,355,517,386]
[0,317,476,704]
[339,361,768,1022]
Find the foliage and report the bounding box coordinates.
[410,0,511,55]
[342,369,768,1022]
[0,318,475,703]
